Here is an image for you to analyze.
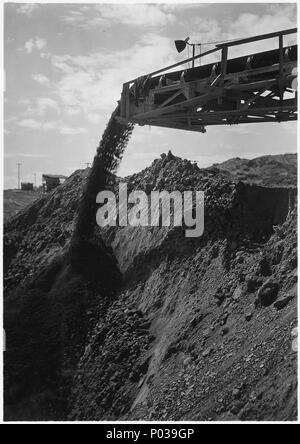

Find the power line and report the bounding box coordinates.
[193,37,241,47]
[186,36,242,68]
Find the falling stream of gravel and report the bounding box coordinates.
[70,105,134,270]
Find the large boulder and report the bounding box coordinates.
[256,279,279,307]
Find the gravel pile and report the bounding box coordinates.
[4,148,297,422]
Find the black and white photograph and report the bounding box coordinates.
[2,1,298,427]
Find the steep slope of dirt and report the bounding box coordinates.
[69,153,297,421]
[4,107,134,421]
[211,153,297,187]
[4,168,120,420]
[4,169,89,290]
[4,152,297,422]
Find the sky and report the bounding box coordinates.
[3,1,298,189]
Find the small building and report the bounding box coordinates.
[21,182,34,191]
[42,174,67,192]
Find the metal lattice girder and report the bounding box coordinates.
[118,28,297,132]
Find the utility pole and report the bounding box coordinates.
[34,173,37,189]
[17,163,21,190]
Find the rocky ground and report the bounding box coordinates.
[4,170,90,290]
[211,153,297,187]
[3,151,298,422]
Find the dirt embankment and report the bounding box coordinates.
[211,153,297,187]
[70,153,297,421]
[4,152,297,421]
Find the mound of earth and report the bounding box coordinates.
[4,151,297,422]
[4,169,90,290]
[211,153,297,187]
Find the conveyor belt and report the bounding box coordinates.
[119,29,297,132]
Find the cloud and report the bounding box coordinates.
[23,37,47,54]
[50,33,176,119]
[16,4,40,17]
[18,118,87,135]
[227,5,297,42]
[52,4,297,123]
[18,99,31,106]
[62,9,89,26]
[86,113,102,124]
[97,4,175,27]
[227,6,297,57]
[8,2,297,171]
[59,126,87,135]
[20,97,61,117]
[190,17,222,47]
[18,118,42,130]
[63,4,175,28]
[35,97,60,115]
[189,4,297,63]
[24,39,35,53]
[12,33,176,136]
[32,73,50,86]
[65,107,81,116]
[161,4,207,13]
[4,152,50,159]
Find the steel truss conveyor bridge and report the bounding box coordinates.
[118,28,297,133]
